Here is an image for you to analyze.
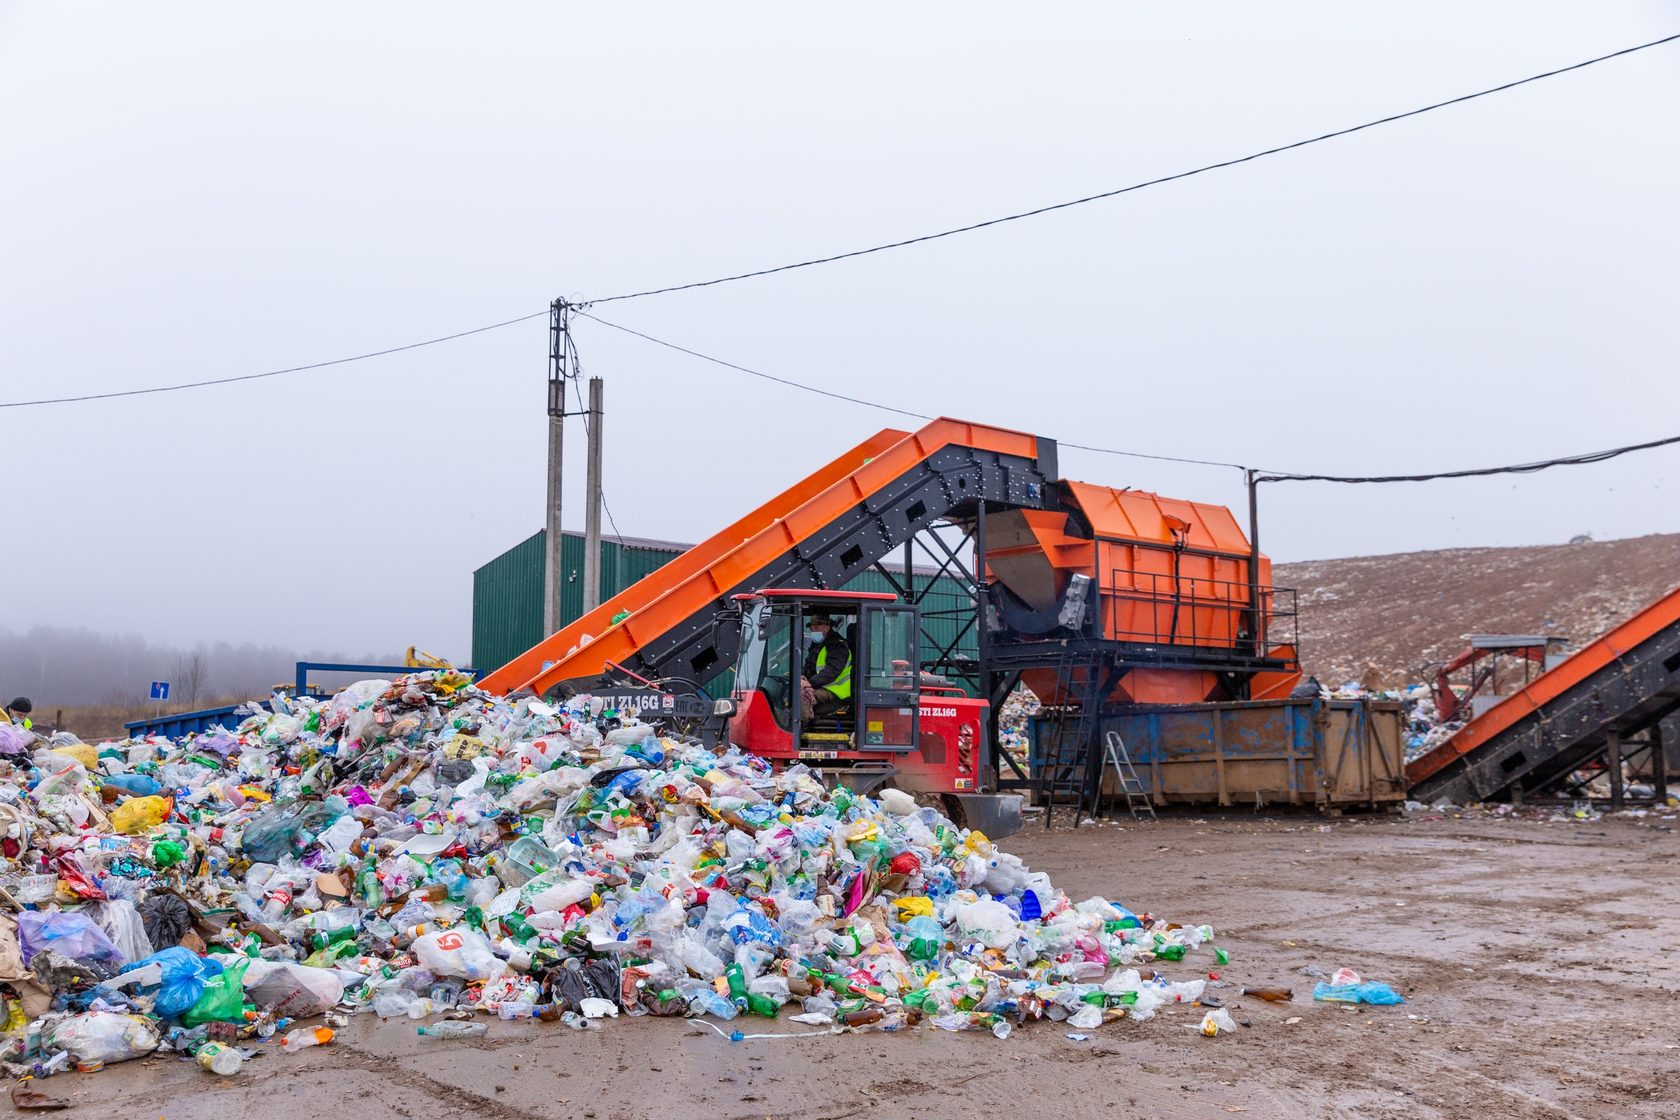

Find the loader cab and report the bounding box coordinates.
[728,590,921,759]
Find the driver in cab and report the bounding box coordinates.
[800,612,852,720]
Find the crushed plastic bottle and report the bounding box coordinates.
[417,1022,489,1040]
[278,1026,333,1053]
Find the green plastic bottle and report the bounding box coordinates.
[724,962,750,1008]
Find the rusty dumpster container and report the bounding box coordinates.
[1031,698,1407,810]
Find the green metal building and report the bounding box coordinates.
[472,530,980,690]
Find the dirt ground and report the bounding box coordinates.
[35,809,1680,1120]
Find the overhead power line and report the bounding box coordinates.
[1255,432,1680,486]
[589,32,1680,305]
[580,309,1680,485]
[578,309,1250,470]
[0,310,548,408]
[10,33,1675,410]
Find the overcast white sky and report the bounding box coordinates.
[3,2,1677,663]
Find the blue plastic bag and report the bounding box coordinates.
[723,902,781,948]
[17,911,124,965]
[101,773,163,799]
[120,947,224,1019]
[1313,980,1405,1005]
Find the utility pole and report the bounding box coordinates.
[544,300,575,635]
[1246,469,1263,661]
[582,376,605,613]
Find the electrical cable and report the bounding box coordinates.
[588,32,1680,305]
[11,34,1674,410]
[0,310,549,408]
[1255,432,1680,485]
[576,310,931,421]
[578,309,1251,470]
[580,309,1680,484]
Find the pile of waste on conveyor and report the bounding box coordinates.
[996,687,1041,770]
[0,672,1240,1076]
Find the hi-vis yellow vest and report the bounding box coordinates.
[816,646,852,700]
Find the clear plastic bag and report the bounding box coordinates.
[243,960,345,1018]
[42,1011,161,1064]
[84,900,154,964]
[412,928,505,981]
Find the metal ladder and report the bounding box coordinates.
[1102,730,1157,822]
[1034,647,1105,827]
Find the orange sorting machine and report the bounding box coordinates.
[479,417,1300,720]
[1407,583,1680,805]
[982,486,1299,706]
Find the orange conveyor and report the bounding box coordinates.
[1407,582,1680,802]
[477,419,1053,698]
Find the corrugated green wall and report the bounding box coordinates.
[472,530,546,676]
[472,530,980,691]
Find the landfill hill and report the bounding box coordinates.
[1275,531,1680,688]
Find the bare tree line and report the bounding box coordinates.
[0,625,403,708]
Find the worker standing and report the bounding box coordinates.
[800,614,852,719]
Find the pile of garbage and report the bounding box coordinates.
[996,688,1040,769]
[0,672,1232,1076]
[1303,679,1459,762]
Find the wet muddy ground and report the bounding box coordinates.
[51,809,1680,1119]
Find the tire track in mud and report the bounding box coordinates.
[332,1037,540,1120]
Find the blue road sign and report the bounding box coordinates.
[150,681,170,701]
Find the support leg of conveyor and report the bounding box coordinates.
[1606,729,1624,809]
[1651,724,1668,804]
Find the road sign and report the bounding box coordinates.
[149,681,170,701]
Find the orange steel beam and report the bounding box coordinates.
[480,418,1044,698]
[1406,582,1680,785]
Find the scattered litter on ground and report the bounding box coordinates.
[1311,968,1405,1005]
[0,672,1235,1079]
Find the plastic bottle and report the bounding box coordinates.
[724,962,750,1010]
[689,988,738,1020]
[1241,986,1294,1003]
[417,1022,489,1040]
[372,989,418,1019]
[196,1041,243,1075]
[502,912,538,944]
[436,861,471,902]
[261,886,293,924]
[279,1026,334,1052]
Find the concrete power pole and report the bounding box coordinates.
[582,376,605,613]
[543,300,572,635]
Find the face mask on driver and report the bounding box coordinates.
[807,628,825,646]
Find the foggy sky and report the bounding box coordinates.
[3,2,1677,665]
